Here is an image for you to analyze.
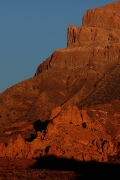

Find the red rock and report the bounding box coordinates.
[82,2,120,29]
[0,105,116,162]
[0,1,119,163]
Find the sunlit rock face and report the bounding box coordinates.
[0,106,117,162]
[0,1,120,162]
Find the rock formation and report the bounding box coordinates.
[0,1,120,162]
[0,106,117,161]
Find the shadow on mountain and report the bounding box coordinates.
[34,119,50,133]
[31,155,120,179]
[25,120,50,142]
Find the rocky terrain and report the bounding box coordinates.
[0,1,120,179]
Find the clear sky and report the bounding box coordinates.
[0,0,116,93]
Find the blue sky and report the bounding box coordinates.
[0,0,116,93]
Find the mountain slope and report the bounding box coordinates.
[0,1,120,161]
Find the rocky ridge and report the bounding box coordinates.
[0,1,120,162]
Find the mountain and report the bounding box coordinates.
[0,1,120,162]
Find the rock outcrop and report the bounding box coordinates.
[0,1,120,162]
[0,106,117,162]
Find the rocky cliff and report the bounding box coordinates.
[0,1,120,162]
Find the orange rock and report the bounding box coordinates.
[0,1,119,163]
[82,2,120,29]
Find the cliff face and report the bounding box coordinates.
[36,2,120,75]
[0,1,120,162]
[68,2,120,47]
[82,2,120,29]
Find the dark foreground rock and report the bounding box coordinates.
[0,157,120,180]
